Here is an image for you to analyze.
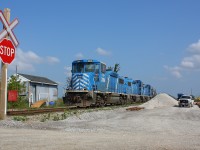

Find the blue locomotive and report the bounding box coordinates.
[63,59,156,107]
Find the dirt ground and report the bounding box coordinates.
[0,94,200,150]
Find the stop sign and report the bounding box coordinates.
[0,38,16,64]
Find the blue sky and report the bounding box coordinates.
[1,0,200,97]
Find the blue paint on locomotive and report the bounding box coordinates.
[104,71,119,93]
[143,84,151,96]
[71,59,108,91]
[72,73,93,90]
[70,59,154,97]
[132,80,144,95]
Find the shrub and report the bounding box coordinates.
[7,75,29,109]
[7,97,29,109]
[55,98,65,107]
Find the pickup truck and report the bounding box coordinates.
[178,95,194,107]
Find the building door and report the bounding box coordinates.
[32,85,36,103]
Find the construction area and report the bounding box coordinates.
[0,93,200,150]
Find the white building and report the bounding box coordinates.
[13,73,58,106]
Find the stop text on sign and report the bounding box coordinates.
[0,45,15,57]
[0,38,16,64]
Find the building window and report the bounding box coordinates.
[53,89,58,96]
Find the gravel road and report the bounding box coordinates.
[0,93,200,150]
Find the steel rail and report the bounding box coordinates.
[7,106,77,116]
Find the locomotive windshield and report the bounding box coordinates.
[72,62,100,73]
[72,63,84,73]
[85,63,99,73]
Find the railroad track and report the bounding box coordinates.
[7,103,143,116]
[7,106,77,116]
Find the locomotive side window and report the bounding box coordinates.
[101,63,106,73]
[119,78,124,84]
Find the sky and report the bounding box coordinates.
[0,0,200,97]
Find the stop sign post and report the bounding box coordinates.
[0,38,15,64]
[0,8,19,120]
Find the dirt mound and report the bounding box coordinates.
[140,93,178,109]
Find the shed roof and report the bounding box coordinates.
[18,73,58,85]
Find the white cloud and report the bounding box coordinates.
[181,60,194,68]
[11,60,35,71]
[171,70,182,78]
[17,49,42,63]
[188,39,200,53]
[46,56,60,64]
[75,53,84,59]
[165,39,200,78]
[181,54,200,69]
[9,48,60,72]
[164,65,182,78]
[96,48,111,56]
[64,66,72,77]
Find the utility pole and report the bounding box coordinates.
[0,8,10,120]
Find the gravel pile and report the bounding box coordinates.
[140,93,178,109]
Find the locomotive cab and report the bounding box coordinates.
[64,59,106,107]
[71,60,106,90]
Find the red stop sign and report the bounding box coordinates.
[0,38,16,64]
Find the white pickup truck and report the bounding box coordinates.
[178,95,194,107]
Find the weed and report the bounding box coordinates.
[53,113,60,121]
[61,112,67,120]
[13,116,28,122]
[40,114,49,122]
[85,109,93,113]
[40,117,47,122]
[47,113,51,119]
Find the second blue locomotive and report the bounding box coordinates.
[63,59,156,107]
